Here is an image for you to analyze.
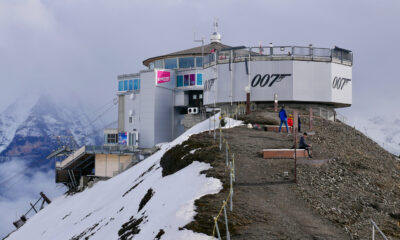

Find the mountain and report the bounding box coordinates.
[5,115,242,240]
[355,116,400,156]
[0,94,105,167]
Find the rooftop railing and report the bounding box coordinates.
[203,45,353,66]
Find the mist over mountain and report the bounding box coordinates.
[0,93,111,168]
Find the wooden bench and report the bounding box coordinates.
[263,149,309,159]
[264,125,292,132]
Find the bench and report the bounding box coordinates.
[264,125,292,132]
[263,149,309,159]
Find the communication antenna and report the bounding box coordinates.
[210,18,221,43]
[194,32,205,67]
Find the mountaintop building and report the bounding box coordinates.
[113,22,353,149]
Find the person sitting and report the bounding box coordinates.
[299,132,312,158]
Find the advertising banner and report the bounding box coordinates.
[157,70,171,84]
[118,132,127,145]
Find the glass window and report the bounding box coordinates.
[164,58,177,69]
[196,74,203,85]
[199,93,203,99]
[106,134,118,144]
[178,57,195,68]
[149,62,154,70]
[154,60,163,68]
[128,80,133,91]
[184,75,189,86]
[134,79,140,90]
[193,94,197,100]
[118,81,123,91]
[196,57,203,67]
[123,80,128,91]
[177,75,183,87]
[190,74,196,86]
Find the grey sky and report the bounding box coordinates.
[0,0,399,119]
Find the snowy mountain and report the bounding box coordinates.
[5,116,242,240]
[0,94,104,166]
[355,115,400,156]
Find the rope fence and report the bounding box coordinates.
[210,112,240,240]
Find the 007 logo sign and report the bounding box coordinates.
[251,74,291,88]
[332,77,351,90]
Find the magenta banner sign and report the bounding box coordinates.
[157,70,171,84]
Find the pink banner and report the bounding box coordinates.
[157,71,171,84]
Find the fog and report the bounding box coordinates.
[0,0,399,237]
[0,159,64,238]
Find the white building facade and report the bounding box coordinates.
[114,30,353,148]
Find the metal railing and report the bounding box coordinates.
[203,45,352,67]
[371,219,389,240]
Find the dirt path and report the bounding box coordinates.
[221,126,350,240]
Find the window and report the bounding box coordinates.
[196,57,203,67]
[179,57,195,68]
[154,60,163,68]
[177,75,183,87]
[190,74,196,86]
[199,93,203,99]
[193,94,197,100]
[164,58,177,69]
[134,79,140,90]
[128,80,133,91]
[123,80,128,91]
[196,74,203,85]
[149,62,154,70]
[129,117,133,123]
[184,75,189,86]
[118,81,123,91]
[105,133,118,144]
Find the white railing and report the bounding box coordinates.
[371,219,389,240]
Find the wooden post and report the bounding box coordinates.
[293,111,298,183]
[246,93,251,115]
[309,108,313,131]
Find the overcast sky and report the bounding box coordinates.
[0,0,399,118]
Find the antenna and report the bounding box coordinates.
[210,18,221,43]
[194,32,205,67]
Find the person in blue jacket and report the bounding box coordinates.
[279,105,289,133]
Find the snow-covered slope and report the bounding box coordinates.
[6,116,241,240]
[0,94,104,162]
[355,116,400,156]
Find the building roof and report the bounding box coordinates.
[142,42,231,67]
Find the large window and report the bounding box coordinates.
[118,81,123,91]
[183,75,189,86]
[128,80,133,91]
[177,75,183,87]
[154,60,163,68]
[133,79,140,90]
[179,57,195,68]
[123,80,128,91]
[196,74,203,85]
[164,58,177,69]
[196,57,203,67]
[190,74,196,86]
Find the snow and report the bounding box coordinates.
[6,114,242,240]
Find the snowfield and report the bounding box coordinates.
[7,115,242,240]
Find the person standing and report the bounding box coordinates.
[279,106,289,133]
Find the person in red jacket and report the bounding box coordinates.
[287,114,294,127]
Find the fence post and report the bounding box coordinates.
[223,201,231,240]
[214,217,222,240]
[219,128,222,151]
[226,142,229,166]
[309,108,313,131]
[372,224,375,240]
[232,154,236,182]
[230,165,233,211]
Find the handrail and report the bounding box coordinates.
[371,219,389,240]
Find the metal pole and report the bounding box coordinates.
[223,202,231,240]
[219,129,222,151]
[309,108,313,131]
[226,142,229,166]
[214,217,222,240]
[230,168,233,211]
[294,111,298,183]
[372,224,375,240]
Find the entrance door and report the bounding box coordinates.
[188,91,203,108]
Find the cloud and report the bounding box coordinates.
[0,159,64,238]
